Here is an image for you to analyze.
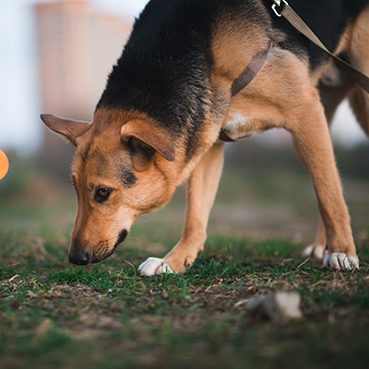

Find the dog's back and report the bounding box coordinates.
[97,0,369,126]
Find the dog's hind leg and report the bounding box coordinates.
[302,6,369,260]
[287,83,359,269]
[138,143,225,275]
[349,88,369,136]
[348,7,369,137]
[298,76,353,260]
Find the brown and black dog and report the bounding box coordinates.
[41,0,369,274]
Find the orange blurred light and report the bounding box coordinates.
[0,150,9,180]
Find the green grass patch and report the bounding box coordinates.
[1,156,369,368]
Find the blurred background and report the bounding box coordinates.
[0,0,148,174]
[0,0,368,254]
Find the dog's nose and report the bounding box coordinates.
[69,251,91,265]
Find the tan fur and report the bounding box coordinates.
[211,42,359,262]
[348,7,369,136]
[41,7,369,271]
[212,15,272,83]
[292,8,369,258]
[162,143,225,271]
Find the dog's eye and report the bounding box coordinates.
[95,187,111,203]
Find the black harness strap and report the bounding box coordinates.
[219,42,272,142]
[231,42,273,97]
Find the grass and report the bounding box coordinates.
[1,241,369,369]
[1,145,369,368]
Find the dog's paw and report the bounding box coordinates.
[322,253,359,270]
[138,257,176,276]
[301,244,325,259]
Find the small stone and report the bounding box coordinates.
[35,319,53,339]
[244,292,302,321]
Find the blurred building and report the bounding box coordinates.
[35,0,132,175]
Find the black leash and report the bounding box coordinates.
[219,1,369,142]
[272,0,369,94]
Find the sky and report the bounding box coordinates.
[0,0,367,155]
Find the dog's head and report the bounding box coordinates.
[41,110,176,265]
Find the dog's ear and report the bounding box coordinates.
[121,120,175,172]
[40,114,91,146]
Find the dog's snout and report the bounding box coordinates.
[69,250,91,265]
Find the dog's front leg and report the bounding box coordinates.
[288,99,359,270]
[293,139,327,259]
[138,142,225,275]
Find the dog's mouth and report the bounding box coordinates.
[73,229,128,265]
[90,246,116,264]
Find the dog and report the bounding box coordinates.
[41,0,369,274]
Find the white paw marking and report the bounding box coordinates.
[138,257,175,276]
[301,244,325,259]
[322,253,359,270]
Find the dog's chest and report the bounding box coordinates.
[221,113,265,141]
